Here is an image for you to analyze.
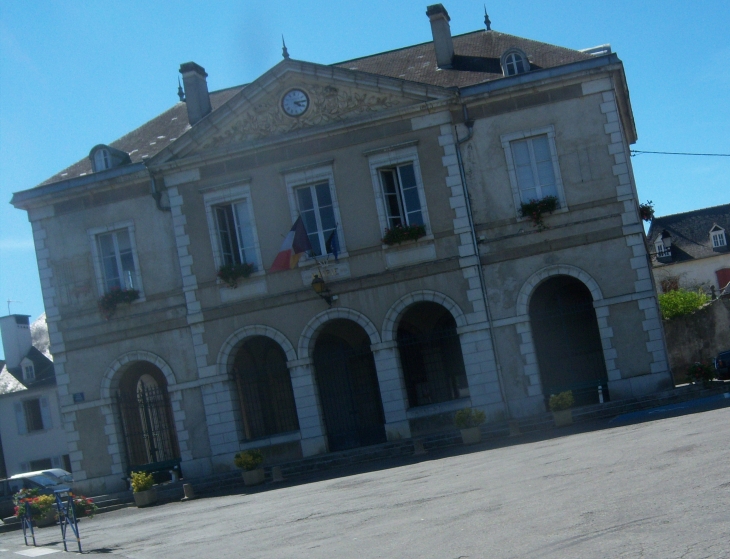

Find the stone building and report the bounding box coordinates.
[10,5,671,494]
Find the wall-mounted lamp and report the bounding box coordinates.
[661,230,672,248]
[311,274,333,306]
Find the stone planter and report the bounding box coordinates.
[553,410,573,427]
[460,426,482,445]
[35,510,57,527]
[242,468,265,486]
[133,488,158,508]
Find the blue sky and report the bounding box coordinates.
[1,0,728,358]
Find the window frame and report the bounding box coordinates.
[500,48,530,77]
[88,221,145,299]
[203,181,263,274]
[501,125,568,219]
[367,145,431,241]
[284,164,347,262]
[655,241,672,259]
[93,148,111,172]
[21,359,35,382]
[710,226,727,249]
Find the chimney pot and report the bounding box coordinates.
[426,4,454,69]
[179,62,212,125]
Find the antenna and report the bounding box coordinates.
[6,300,22,315]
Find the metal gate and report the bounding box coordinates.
[530,281,609,407]
[313,340,386,452]
[116,385,180,470]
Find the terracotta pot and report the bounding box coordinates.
[460,426,482,445]
[553,410,573,427]
[133,488,158,508]
[242,468,265,486]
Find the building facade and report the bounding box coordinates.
[11,5,672,495]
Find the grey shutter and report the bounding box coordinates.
[14,401,27,435]
[40,397,52,429]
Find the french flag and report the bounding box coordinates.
[269,216,313,272]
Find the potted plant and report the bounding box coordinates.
[130,471,157,507]
[519,195,559,230]
[382,223,427,246]
[639,200,654,222]
[549,390,574,427]
[234,449,265,486]
[98,287,140,319]
[13,489,56,527]
[217,262,256,288]
[686,361,714,388]
[454,408,486,445]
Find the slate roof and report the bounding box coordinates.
[2,346,56,391]
[40,86,245,187]
[647,203,730,265]
[333,30,593,89]
[34,29,591,189]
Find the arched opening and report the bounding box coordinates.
[116,362,180,472]
[312,319,385,451]
[396,302,469,408]
[230,336,299,440]
[529,276,609,406]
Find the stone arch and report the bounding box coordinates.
[218,325,297,375]
[381,290,468,343]
[298,308,381,360]
[516,265,604,317]
[101,350,177,400]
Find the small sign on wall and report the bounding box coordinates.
[73,392,85,403]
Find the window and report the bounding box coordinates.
[710,226,727,249]
[22,362,35,382]
[501,126,567,216]
[203,181,263,273]
[214,200,259,268]
[378,163,424,229]
[97,229,136,291]
[94,148,111,171]
[284,164,346,260]
[14,397,51,434]
[501,48,530,77]
[655,242,671,259]
[367,144,430,238]
[89,222,144,297]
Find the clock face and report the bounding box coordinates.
[281,89,309,117]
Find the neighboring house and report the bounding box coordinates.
[10,5,671,495]
[647,204,730,295]
[0,315,71,476]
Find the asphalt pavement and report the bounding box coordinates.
[1,404,729,558]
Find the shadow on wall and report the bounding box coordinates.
[663,297,730,383]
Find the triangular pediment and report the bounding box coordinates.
[161,60,455,160]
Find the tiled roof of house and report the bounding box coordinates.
[2,346,56,390]
[333,30,593,88]
[39,86,245,187]
[35,29,590,189]
[647,203,730,264]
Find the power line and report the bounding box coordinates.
[630,150,730,157]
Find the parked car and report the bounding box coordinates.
[0,471,73,520]
[715,350,730,380]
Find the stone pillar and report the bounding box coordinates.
[456,324,505,414]
[288,358,328,457]
[370,341,411,440]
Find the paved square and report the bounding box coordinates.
[2,406,729,558]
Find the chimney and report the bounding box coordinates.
[179,62,212,126]
[0,315,32,369]
[426,4,454,69]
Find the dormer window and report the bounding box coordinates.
[94,148,111,171]
[89,144,131,173]
[655,230,673,262]
[710,225,727,251]
[501,48,530,76]
[22,360,35,382]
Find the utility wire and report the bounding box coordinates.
[631,150,730,157]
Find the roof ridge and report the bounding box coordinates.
[654,202,730,221]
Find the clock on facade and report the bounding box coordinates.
[281,89,309,117]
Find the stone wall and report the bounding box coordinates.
[663,297,730,382]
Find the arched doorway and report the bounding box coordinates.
[116,362,180,471]
[529,275,609,406]
[312,319,386,451]
[397,302,469,408]
[230,336,299,440]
